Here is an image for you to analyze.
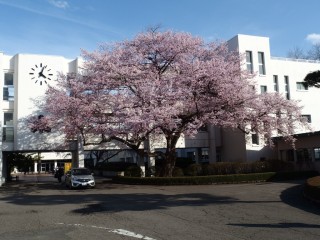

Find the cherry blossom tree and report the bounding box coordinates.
[34,29,308,177]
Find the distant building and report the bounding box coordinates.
[1,34,320,185]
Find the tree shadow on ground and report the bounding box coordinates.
[0,182,281,214]
[279,184,320,215]
[228,222,320,229]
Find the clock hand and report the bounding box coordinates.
[38,67,47,78]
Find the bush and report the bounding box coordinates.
[124,165,143,177]
[184,164,202,176]
[113,170,319,185]
[172,167,184,177]
[201,162,239,175]
[196,160,296,176]
[113,172,276,185]
[145,166,161,177]
[175,157,195,169]
[262,159,295,172]
[95,162,137,172]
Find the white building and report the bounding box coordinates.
[1,34,320,185]
[226,35,320,170]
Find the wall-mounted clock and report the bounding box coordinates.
[29,63,54,86]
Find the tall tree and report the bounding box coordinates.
[34,29,308,177]
[307,43,320,60]
[287,46,306,59]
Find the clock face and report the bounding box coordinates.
[29,63,54,86]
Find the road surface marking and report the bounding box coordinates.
[56,223,156,240]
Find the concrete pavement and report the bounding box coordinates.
[0,176,319,240]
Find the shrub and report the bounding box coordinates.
[145,166,161,177]
[251,161,268,173]
[95,162,137,172]
[113,172,276,185]
[201,162,240,175]
[262,159,295,172]
[184,164,202,176]
[199,160,296,176]
[175,157,195,169]
[172,167,184,177]
[124,165,143,177]
[113,171,319,185]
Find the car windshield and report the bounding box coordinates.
[72,169,91,175]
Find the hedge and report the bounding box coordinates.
[113,171,319,185]
[112,171,319,185]
[95,162,137,172]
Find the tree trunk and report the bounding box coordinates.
[159,134,180,177]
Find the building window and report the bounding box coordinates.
[296,148,312,162]
[258,52,266,75]
[251,133,259,145]
[273,75,279,92]
[260,85,267,93]
[3,112,14,142]
[314,148,320,161]
[246,51,253,73]
[3,127,14,142]
[4,112,13,126]
[284,76,290,99]
[201,148,209,162]
[301,114,312,123]
[3,86,14,101]
[296,82,308,91]
[5,73,13,85]
[280,149,294,161]
[3,72,14,101]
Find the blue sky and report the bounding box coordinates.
[0,0,319,59]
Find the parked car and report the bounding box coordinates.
[65,168,95,189]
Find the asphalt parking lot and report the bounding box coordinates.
[0,174,319,240]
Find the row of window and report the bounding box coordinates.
[2,73,14,141]
[246,51,266,75]
[251,113,312,145]
[261,75,308,100]
[246,51,309,101]
[281,148,320,162]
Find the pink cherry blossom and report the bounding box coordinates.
[33,29,308,177]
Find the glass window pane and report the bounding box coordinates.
[3,127,14,142]
[314,148,320,161]
[259,65,265,74]
[246,51,253,73]
[3,86,14,101]
[301,114,311,123]
[4,73,13,85]
[246,51,252,62]
[252,133,259,145]
[4,113,13,126]
[258,52,263,63]
[258,52,266,75]
[260,85,267,93]
[297,82,308,90]
[3,87,8,100]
